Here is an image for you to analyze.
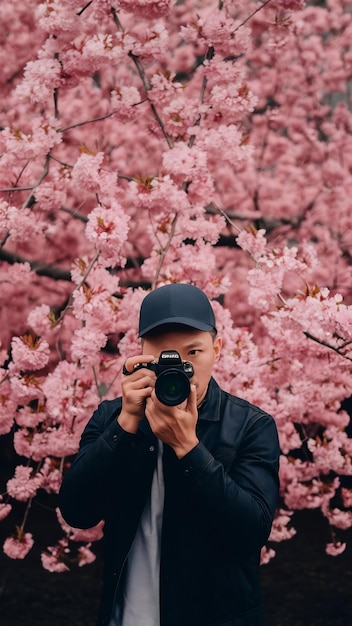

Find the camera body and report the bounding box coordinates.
[135,350,194,406]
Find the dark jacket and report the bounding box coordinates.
[59,377,280,626]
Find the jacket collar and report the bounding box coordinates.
[198,377,222,422]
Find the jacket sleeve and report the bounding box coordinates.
[59,399,146,529]
[177,411,280,550]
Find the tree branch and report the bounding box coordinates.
[303,331,352,362]
[22,154,50,209]
[111,6,173,149]
[234,0,275,33]
[77,0,93,16]
[0,248,72,281]
[57,111,116,133]
[151,214,178,289]
[0,247,145,281]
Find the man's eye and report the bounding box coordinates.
[188,349,199,356]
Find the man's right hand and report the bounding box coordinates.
[117,354,156,434]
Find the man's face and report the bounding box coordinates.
[142,327,222,406]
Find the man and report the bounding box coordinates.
[59,283,280,626]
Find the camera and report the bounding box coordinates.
[135,350,194,406]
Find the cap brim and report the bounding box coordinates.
[138,317,215,337]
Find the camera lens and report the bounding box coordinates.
[155,370,191,406]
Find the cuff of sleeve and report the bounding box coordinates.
[178,442,214,478]
[102,418,139,451]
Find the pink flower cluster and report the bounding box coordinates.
[7,466,43,501]
[0,497,12,522]
[85,200,130,266]
[10,335,50,374]
[3,532,34,560]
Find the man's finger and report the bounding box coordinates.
[122,354,155,375]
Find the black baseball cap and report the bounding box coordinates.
[138,283,217,337]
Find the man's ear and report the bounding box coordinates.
[213,336,222,363]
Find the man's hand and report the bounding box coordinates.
[145,384,199,459]
[118,354,156,434]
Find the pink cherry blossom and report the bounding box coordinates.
[7,465,43,501]
[27,304,53,337]
[110,85,141,122]
[42,360,97,425]
[162,143,208,183]
[200,13,252,57]
[0,204,43,244]
[325,541,346,557]
[3,532,34,559]
[3,116,61,159]
[260,546,276,565]
[36,0,83,37]
[323,508,352,531]
[70,327,108,365]
[40,459,63,494]
[9,372,44,405]
[85,200,130,264]
[195,124,254,166]
[11,335,50,373]
[129,175,192,215]
[119,0,171,19]
[0,376,17,435]
[132,22,169,61]
[117,328,142,363]
[13,426,80,462]
[236,229,268,262]
[78,544,97,566]
[0,502,12,521]
[0,260,32,286]
[41,550,70,573]
[341,488,352,509]
[15,57,62,104]
[71,151,106,193]
[41,539,70,573]
[269,510,297,542]
[81,32,134,71]
[72,286,121,334]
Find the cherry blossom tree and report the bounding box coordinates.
[1,0,352,571]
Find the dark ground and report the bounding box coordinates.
[1,497,352,626]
